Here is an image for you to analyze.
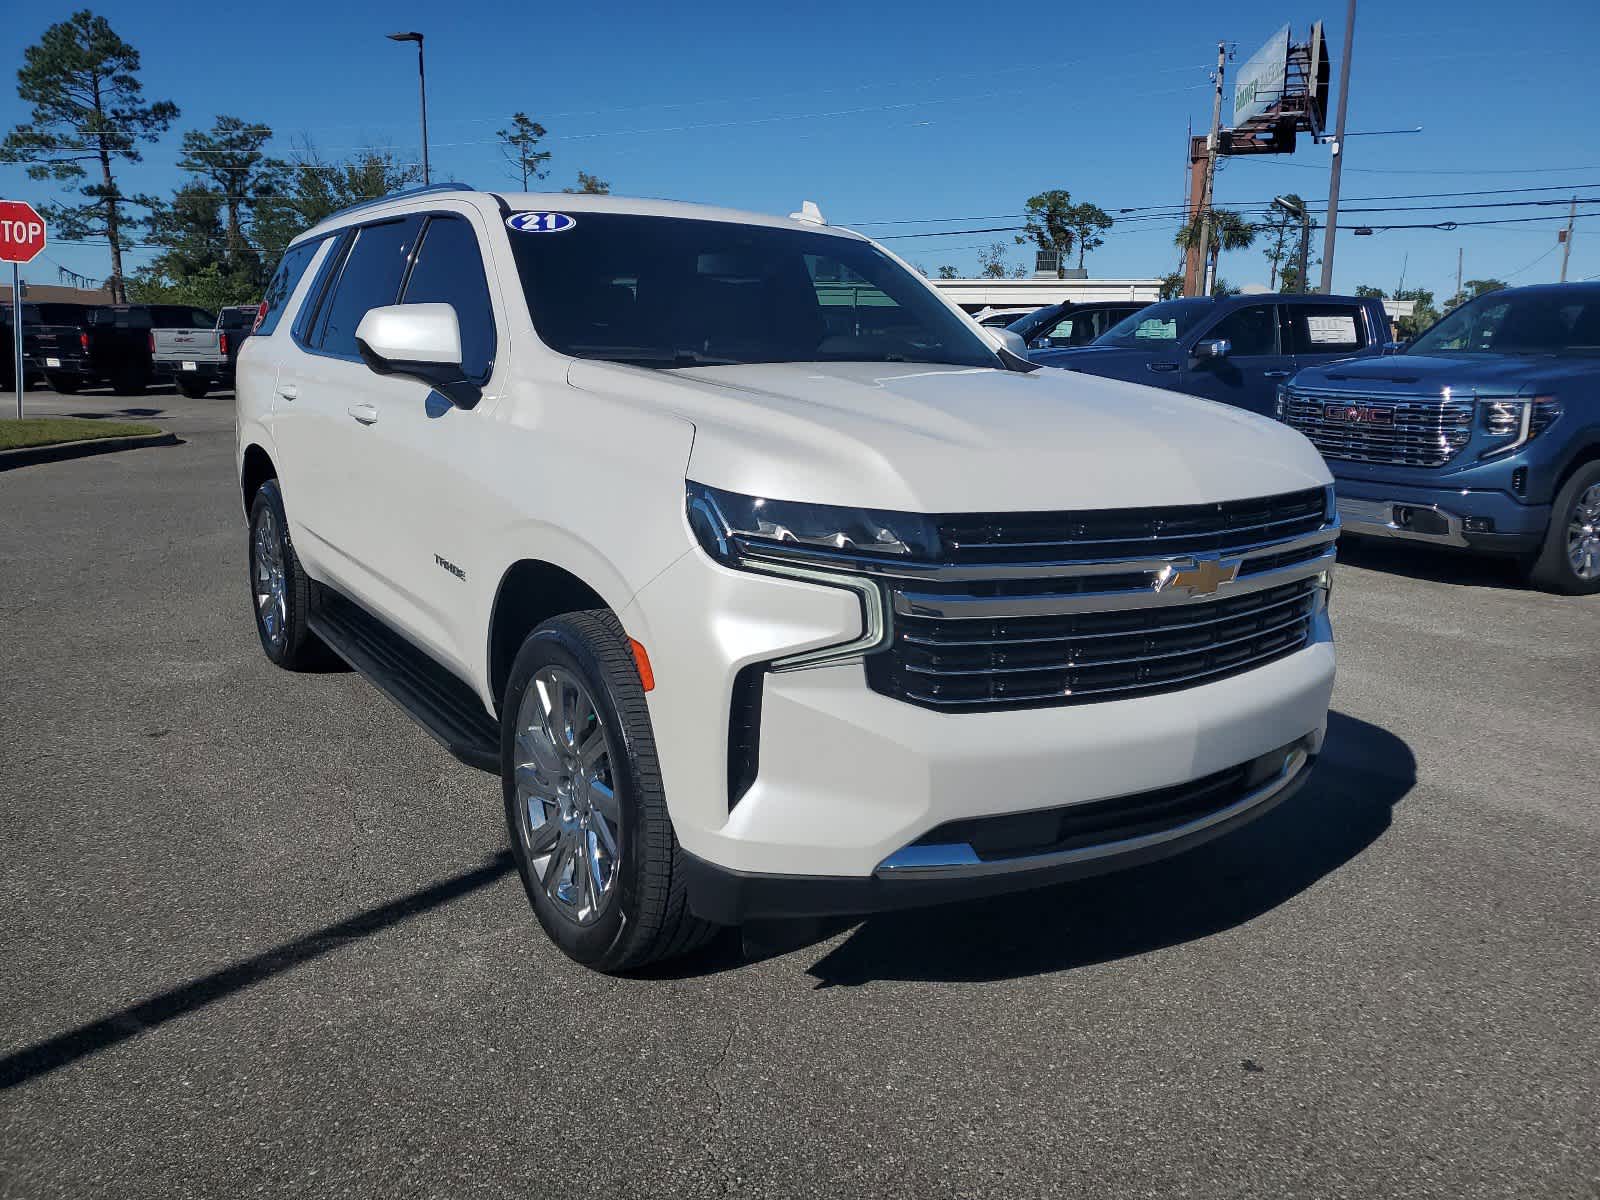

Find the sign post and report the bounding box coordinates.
[0,200,49,419]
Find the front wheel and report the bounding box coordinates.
[1525,462,1600,595]
[501,610,718,972]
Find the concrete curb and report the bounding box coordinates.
[0,431,181,471]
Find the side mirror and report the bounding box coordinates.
[989,327,1029,357]
[1191,337,1231,361]
[1381,340,1409,355]
[354,303,480,408]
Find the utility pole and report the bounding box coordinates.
[1195,40,1227,297]
[1560,197,1576,282]
[1319,0,1357,293]
[1297,213,1312,292]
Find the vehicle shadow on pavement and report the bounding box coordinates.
[785,710,1414,987]
[1337,537,1532,591]
[64,408,167,420]
[0,853,515,1093]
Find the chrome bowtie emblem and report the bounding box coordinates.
[1155,555,1242,597]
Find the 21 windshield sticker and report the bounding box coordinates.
[506,211,576,233]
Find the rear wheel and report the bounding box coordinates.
[176,377,209,399]
[1525,462,1600,595]
[501,610,718,972]
[45,374,80,394]
[247,479,324,668]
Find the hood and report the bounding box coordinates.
[1296,352,1585,396]
[1028,345,1169,374]
[568,359,1330,512]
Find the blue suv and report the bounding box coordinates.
[1280,282,1600,594]
[1029,293,1391,416]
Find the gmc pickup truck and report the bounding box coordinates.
[1280,281,1600,594]
[32,303,216,394]
[1031,293,1391,415]
[153,305,257,397]
[237,185,1337,971]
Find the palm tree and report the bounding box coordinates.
[1175,209,1259,288]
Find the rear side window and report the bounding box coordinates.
[312,217,424,356]
[401,215,496,381]
[256,239,325,337]
[1205,304,1279,356]
[1289,303,1368,354]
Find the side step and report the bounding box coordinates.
[308,586,501,773]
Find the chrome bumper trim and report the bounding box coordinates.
[1337,497,1469,548]
[875,746,1311,878]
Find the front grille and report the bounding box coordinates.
[860,487,1336,714]
[1279,386,1474,468]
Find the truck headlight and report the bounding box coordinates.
[1478,395,1560,459]
[686,482,939,565]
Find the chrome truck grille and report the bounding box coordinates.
[1278,384,1475,468]
[863,488,1336,712]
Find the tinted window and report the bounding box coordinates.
[147,305,208,327]
[313,217,423,356]
[1097,298,1213,347]
[1409,286,1600,356]
[1289,304,1367,354]
[508,212,997,369]
[401,215,496,380]
[220,307,256,330]
[256,238,326,336]
[35,304,87,326]
[109,308,153,329]
[1205,304,1279,356]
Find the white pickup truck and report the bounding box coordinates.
[153,305,257,397]
[235,186,1338,971]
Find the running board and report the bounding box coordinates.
[309,586,500,773]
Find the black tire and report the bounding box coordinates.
[247,479,324,669]
[46,374,80,394]
[501,609,718,972]
[176,377,209,399]
[1524,461,1600,595]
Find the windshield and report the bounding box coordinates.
[507,212,999,370]
[1408,287,1600,357]
[1094,298,1213,348]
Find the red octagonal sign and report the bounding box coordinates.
[0,200,48,264]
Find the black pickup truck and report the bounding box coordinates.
[3,302,95,389]
[29,303,216,394]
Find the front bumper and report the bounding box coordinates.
[1335,477,1547,554]
[624,546,1336,908]
[682,740,1316,922]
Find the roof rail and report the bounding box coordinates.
[322,181,475,224]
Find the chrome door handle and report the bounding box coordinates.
[1263,370,1292,379]
[277,383,298,400]
[347,403,378,425]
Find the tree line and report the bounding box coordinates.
[0,10,610,308]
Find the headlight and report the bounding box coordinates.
[686,482,940,565]
[1275,384,1289,420]
[1478,395,1560,459]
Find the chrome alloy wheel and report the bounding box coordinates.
[1569,482,1600,581]
[513,666,621,925]
[252,506,288,646]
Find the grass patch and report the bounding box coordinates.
[0,417,163,452]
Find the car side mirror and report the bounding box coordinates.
[1191,337,1231,362]
[989,327,1028,356]
[354,303,481,408]
[1381,339,1409,355]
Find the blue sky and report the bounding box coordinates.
[4,0,1598,299]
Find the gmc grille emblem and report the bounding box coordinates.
[1323,403,1394,426]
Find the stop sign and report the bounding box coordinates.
[0,200,47,264]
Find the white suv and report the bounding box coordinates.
[236,186,1337,971]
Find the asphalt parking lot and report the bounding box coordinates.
[2,386,1597,1199]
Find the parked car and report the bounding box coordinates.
[970,305,1038,328]
[35,303,215,394]
[1031,293,1391,415]
[1007,299,1149,349]
[2,301,96,389]
[153,304,257,397]
[237,186,1337,971]
[1280,281,1600,594]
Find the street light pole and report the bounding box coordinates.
[387,31,430,186]
[1319,0,1357,293]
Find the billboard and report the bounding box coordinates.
[1233,24,1290,127]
